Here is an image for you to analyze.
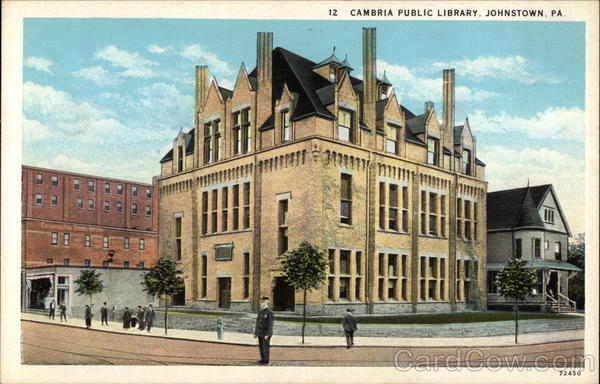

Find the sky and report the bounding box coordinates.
[22,19,586,235]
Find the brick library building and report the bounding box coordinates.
[158,28,487,315]
[21,165,159,316]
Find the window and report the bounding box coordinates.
[103,200,110,212]
[243,183,250,229]
[544,240,549,250]
[339,277,350,299]
[379,253,385,276]
[221,187,228,232]
[124,237,130,249]
[211,190,218,233]
[104,183,111,194]
[132,203,138,215]
[204,122,213,164]
[63,258,70,266]
[473,202,478,240]
[84,259,91,267]
[51,175,59,187]
[146,188,152,198]
[337,109,354,143]
[402,186,409,232]
[340,250,350,275]
[47,258,54,265]
[74,178,80,190]
[146,206,152,216]
[456,198,463,238]
[328,250,335,301]
[51,232,58,245]
[138,262,145,268]
[420,256,427,300]
[213,120,221,161]
[328,249,335,274]
[554,242,562,260]
[103,236,109,249]
[386,123,400,154]
[440,195,447,237]
[123,261,129,269]
[515,239,522,258]
[139,238,145,250]
[389,185,399,231]
[51,195,58,206]
[85,234,91,247]
[462,149,471,175]
[544,208,555,223]
[201,255,208,298]
[487,271,499,294]
[233,109,251,155]
[329,67,336,82]
[77,198,83,209]
[88,198,95,210]
[356,251,362,275]
[533,238,541,258]
[201,191,208,235]
[243,252,250,299]
[464,200,472,240]
[232,185,240,231]
[278,199,289,255]
[177,145,184,172]
[63,233,70,246]
[388,254,398,277]
[88,180,95,192]
[340,173,352,225]
[35,194,42,205]
[175,217,182,260]
[429,192,437,236]
[132,186,138,197]
[379,182,386,229]
[281,110,291,142]
[427,137,439,166]
[116,184,123,195]
[420,191,427,235]
[116,202,122,213]
[36,173,43,184]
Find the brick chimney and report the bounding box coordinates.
[442,69,455,133]
[256,32,273,88]
[362,27,377,147]
[255,32,273,151]
[195,65,210,113]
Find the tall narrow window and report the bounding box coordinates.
[51,232,58,245]
[51,175,59,187]
[515,238,522,258]
[328,250,335,300]
[420,256,427,300]
[201,255,208,298]
[462,149,471,175]
[378,182,386,229]
[117,184,123,195]
[132,203,138,215]
[243,183,250,229]
[340,173,352,225]
[36,173,43,184]
[146,206,152,216]
[386,123,399,154]
[116,202,122,213]
[103,200,110,212]
[51,195,58,206]
[146,188,152,198]
[533,238,541,259]
[233,112,241,155]
[402,186,409,232]
[232,185,240,230]
[221,187,228,232]
[132,186,138,197]
[241,109,251,154]
[124,237,130,249]
[211,189,218,233]
[473,202,479,241]
[278,199,289,255]
[103,236,109,249]
[440,195,447,237]
[104,183,111,194]
[140,238,145,250]
[456,198,463,239]
[464,200,472,240]
[389,184,399,231]
[204,122,213,164]
[243,252,250,299]
[429,192,437,236]
[427,137,439,165]
[338,109,354,143]
[175,217,182,260]
[177,145,183,172]
[88,180,95,192]
[281,110,291,142]
[340,250,350,275]
[74,178,80,190]
[201,192,208,235]
[554,242,562,260]
[420,190,427,235]
[63,233,70,246]
[88,198,94,210]
[85,234,91,247]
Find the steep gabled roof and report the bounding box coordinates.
[487,185,549,231]
[454,125,464,145]
[406,113,427,134]
[218,86,233,100]
[160,128,195,163]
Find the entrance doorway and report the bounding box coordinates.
[28,277,53,309]
[218,278,231,309]
[172,287,185,306]
[547,271,558,299]
[273,277,295,312]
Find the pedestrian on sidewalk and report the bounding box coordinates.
[130,309,138,329]
[59,302,67,322]
[145,304,155,333]
[122,307,131,330]
[138,306,146,331]
[48,300,56,320]
[342,308,357,349]
[254,296,274,365]
[84,305,93,329]
[100,302,109,326]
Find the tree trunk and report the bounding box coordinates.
[514,300,519,344]
[164,295,168,335]
[302,289,307,344]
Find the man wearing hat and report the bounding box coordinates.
[342,308,357,348]
[254,296,274,364]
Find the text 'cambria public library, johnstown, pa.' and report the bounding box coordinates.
[158,28,487,315]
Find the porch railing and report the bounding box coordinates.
[558,292,577,311]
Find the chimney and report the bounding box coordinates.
[195,65,210,112]
[442,69,455,131]
[425,101,434,114]
[256,32,273,87]
[362,28,377,106]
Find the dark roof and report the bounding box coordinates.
[159,128,195,163]
[248,75,257,91]
[315,83,335,106]
[454,125,464,145]
[475,158,486,166]
[487,185,552,231]
[401,105,415,120]
[376,99,387,121]
[258,114,275,131]
[406,113,427,134]
[219,86,233,100]
[340,56,353,71]
[405,127,425,146]
[313,53,341,69]
[379,73,392,86]
[443,147,452,155]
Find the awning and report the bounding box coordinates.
[487,261,582,272]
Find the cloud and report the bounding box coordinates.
[481,145,585,235]
[95,45,158,78]
[377,60,499,105]
[72,66,122,86]
[24,57,54,74]
[148,44,168,54]
[430,56,559,84]
[179,44,233,76]
[137,82,194,127]
[468,107,585,142]
[23,118,52,141]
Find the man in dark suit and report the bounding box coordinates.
[48,300,56,320]
[342,308,357,348]
[84,305,93,329]
[100,302,109,326]
[59,302,67,322]
[254,296,274,364]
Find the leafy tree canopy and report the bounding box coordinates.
[74,270,104,302]
[141,258,184,297]
[281,241,328,291]
[496,258,537,301]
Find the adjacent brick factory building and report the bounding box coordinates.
[21,165,159,315]
[158,28,488,315]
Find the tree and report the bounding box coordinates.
[496,258,537,344]
[461,241,486,311]
[280,241,328,344]
[141,258,184,334]
[74,270,104,305]
[568,233,585,310]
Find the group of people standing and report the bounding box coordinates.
[122,304,156,332]
[48,300,68,322]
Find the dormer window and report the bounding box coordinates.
[338,109,354,143]
[281,110,291,142]
[386,123,400,155]
[427,137,439,166]
[462,149,471,175]
[329,67,336,82]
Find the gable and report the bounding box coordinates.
[461,119,474,149]
[538,187,571,235]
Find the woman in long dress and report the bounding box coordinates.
[122,307,131,329]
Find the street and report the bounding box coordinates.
[21,321,585,367]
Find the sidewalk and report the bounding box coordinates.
[21,312,583,348]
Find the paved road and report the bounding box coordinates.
[22,321,585,367]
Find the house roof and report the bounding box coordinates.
[160,128,195,163]
[454,125,464,145]
[406,113,427,134]
[487,184,553,231]
[487,261,581,272]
